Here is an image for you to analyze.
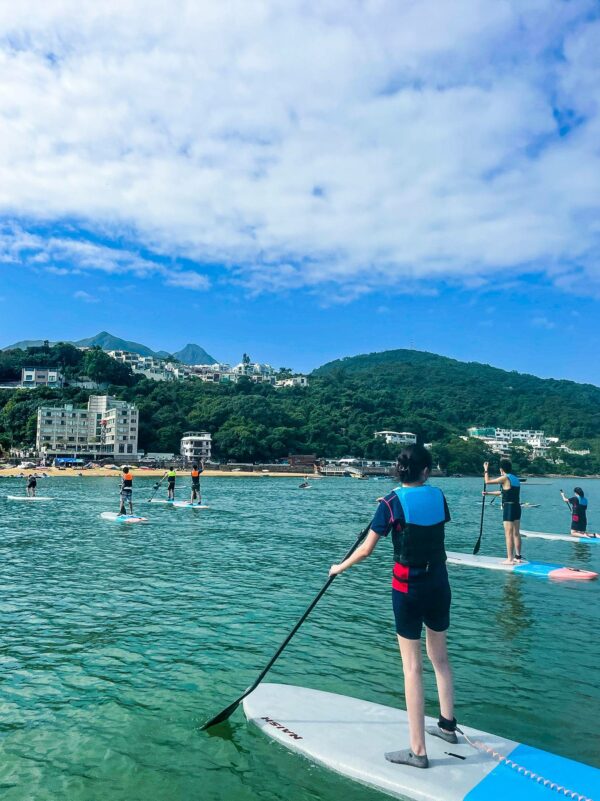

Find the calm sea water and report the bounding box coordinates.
[0,475,598,800]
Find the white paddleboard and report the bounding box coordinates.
[243,684,599,801]
[446,551,597,580]
[521,529,600,544]
[7,495,53,501]
[148,499,208,508]
[100,512,148,524]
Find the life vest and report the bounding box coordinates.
[191,469,200,479]
[572,496,588,524]
[501,474,520,505]
[167,470,176,481]
[391,485,447,567]
[122,472,133,487]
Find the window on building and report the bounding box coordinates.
[127,444,133,453]
[118,444,125,453]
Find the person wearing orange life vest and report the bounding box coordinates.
[190,462,203,504]
[119,466,134,515]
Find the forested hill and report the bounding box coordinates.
[313,349,600,441]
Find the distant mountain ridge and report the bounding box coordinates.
[2,331,217,364]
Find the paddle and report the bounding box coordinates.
[201,523,371,730]
[148,471,167,502]
[473,477,487,555]
[560,489,572,513]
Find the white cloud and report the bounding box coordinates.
[0,1,599,296]
[531,315,556,330]
[164,271,210,290]
[73,289,99,303]
[0,224,209,289]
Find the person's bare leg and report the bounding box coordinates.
[503,521,514,563]
[514,520,522,559]
[425,628,454,721]
[398,635,426,755]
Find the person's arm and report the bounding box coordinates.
[483,489,502,496]
[329,530,380,576]
[560,491,570,506]
[483,461,504,488]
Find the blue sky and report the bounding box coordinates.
[1,1,599,383]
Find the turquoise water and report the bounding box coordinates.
[0,475,598,800]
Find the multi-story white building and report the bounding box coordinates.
[107,350,175,381]
[21,367,64,388]
[180,431,212,464]
[374,431,417,445]
[467,426,550,457]
[36,395,139,461]
[275,376,309,388]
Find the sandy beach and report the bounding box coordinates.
[0,467,311,479]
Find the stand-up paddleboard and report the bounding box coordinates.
[243,684,600,801]
[446,551,597,580]
[148,499,209,509]
[100,512,148,524]
[7,495,53,502]
[521,529,600,544]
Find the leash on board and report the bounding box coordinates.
[456,726,593,801]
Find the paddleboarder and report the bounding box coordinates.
[560,487,596,537]
[166,467,177,501]
[329,444,456,769]
[26,473,37,497]
[190,463,203,504]
[119,466,134,515]
[482,460,523,563]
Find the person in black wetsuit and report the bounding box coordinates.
[329,444,456,770]
[482,459,523,563]
[560,487,596,537]
[26,474,37,497]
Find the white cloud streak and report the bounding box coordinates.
[0,1,599,296]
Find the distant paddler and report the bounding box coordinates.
[482,460,523,563]
[119,466,134,515]
[560,487,598,537]
[26,473,37,497]
[190,462,203,504]
[329,444,456,770]
[166,467,177,501]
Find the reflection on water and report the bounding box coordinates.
[495,574,532,640]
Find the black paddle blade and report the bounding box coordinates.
[473,537,481,555]
[201,698,241,730]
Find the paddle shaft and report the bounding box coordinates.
[560,489,573,513]
[201,524,371,730]
[148,472,167,502]
[473,478,486,554]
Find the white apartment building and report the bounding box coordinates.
[107,350,174,381]
[275,375,309,388]
[21,367,64,388]
[467,426,550,457]
[180,431,212,464]
[374,431,417,445]
[232,361,276,384]
[36,395,139,461]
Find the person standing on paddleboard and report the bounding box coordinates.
[26,473,37,497]
[329,444,456,770]
[560,487,596,537]
[482,460,523,563]
[190,463,203,504]
[119,466,134,515]
[166,467,177,501]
